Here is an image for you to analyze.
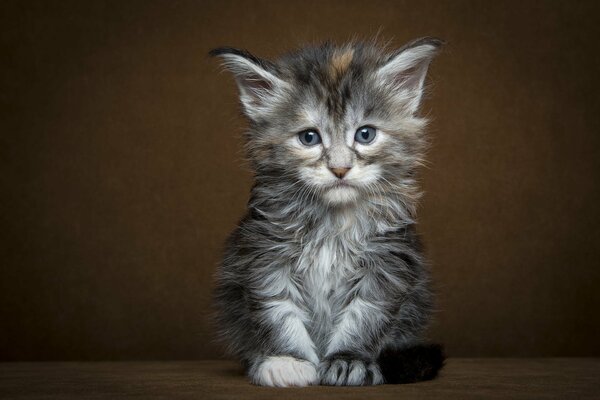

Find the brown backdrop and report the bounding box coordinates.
[1,0,599,360]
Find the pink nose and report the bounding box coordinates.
[330,167,351,179]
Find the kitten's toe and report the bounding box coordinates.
[320,357,384,386]
[251,356,318,387]
[320,358,349,385]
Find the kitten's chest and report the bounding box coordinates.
[295,218,369,317]
[293,230,363,352]
[294,212,374,302]
[300,237,352,303]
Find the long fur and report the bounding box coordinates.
[211,38,444,387]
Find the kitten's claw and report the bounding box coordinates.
[251,356,318,387]
[320,357,384,386]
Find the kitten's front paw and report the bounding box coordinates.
[251,356,318,387]
[319,355,384,386]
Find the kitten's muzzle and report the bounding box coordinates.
[329,167,351,179]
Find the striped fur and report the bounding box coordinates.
[211,38,443,387]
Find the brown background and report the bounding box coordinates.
[1,0,599,361]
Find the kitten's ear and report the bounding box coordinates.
[377,38,443,114]
[210,47,288,119]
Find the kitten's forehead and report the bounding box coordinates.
[279,43,381,123]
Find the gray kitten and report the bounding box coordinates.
[210,38,444,387]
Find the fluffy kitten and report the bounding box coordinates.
[210,38,444,387]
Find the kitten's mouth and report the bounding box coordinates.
[325,180,359,193]
[322,181,359,204]
[329,180,353,188]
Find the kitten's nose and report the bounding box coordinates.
[329,167,351,179]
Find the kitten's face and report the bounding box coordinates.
[288,107,386,205]
[212,39,440,206]
[273,88,414,206]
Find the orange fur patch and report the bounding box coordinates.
[329,49,354,79]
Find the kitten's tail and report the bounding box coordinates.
[377,344,445,384]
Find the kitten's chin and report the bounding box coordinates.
[322,186,360,205]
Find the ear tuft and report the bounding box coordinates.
[377,37,443,114]
[209,47,287,120]
[209,47,274,71]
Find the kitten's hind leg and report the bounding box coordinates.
[249,356,318,387]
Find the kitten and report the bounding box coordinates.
[210,38,444,387]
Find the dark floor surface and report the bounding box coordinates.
[1,359,599,399]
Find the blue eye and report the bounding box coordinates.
[354,126,376,144]
[298,130,322,146]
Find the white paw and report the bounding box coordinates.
[252,356,318,387]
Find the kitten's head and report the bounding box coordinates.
[211,38,441,208]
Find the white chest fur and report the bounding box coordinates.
[294,210,370,352]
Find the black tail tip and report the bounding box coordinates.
[378,343,446,384]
